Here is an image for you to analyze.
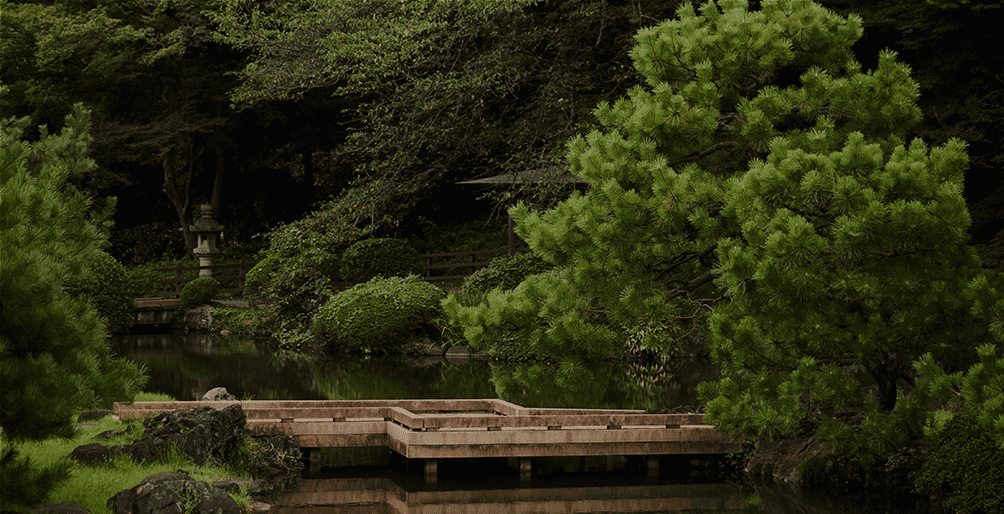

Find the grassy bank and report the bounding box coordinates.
[4,392,253,513]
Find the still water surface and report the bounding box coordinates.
[111,332,931,513]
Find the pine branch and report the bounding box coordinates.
[668,141,736,168]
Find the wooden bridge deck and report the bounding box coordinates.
[114,399,739,481]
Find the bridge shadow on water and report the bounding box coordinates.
[264,459,747,513]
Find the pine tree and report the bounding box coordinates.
[1,104,147,510]
[703,132,993,463]
[447,0,921,362]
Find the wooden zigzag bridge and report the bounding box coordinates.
[115,399,739,483]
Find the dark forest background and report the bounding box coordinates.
[2,0,1000,267]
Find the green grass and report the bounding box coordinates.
[133,391,176,402]
[5,393,252,513]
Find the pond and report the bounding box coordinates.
[110,332,933,513]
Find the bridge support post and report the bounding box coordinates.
[647,456,659,478]
[424,458,438,485]
[301,448,321,473]
[519,458,531,483]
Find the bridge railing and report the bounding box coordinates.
[114,399,710,432]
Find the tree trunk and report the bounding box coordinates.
[162,148,197,260]
[211,148,225,224]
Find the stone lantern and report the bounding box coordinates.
[190,204,223,277]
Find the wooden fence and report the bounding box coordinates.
[421,246,529,282]
[156,247,529,297]
[157,261,250,298]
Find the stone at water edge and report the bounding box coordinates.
[201,386,237,401]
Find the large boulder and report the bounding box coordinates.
[108,470,240,514]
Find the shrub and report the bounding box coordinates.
[180,277,220,307]
[339,238,422,284]
[64,251,135,333]
[244,254,281,304]
[313,275,444,353]
[914,412,1004,514]
[456,252,554,307]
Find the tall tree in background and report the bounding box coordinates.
[0,103,147,510]
[211,0,683,239]
[1,0,243,259]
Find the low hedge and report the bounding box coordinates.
[313,275,444,353]
[180,277,221,307]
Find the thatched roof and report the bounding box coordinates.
[457,167,586,185]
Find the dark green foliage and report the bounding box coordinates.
[914,412,1004,514]
[0,446,73,512]
[704,134,986,463]
[313,276,444,353]
[456,252,554,307]
[340,238,422,284]
[244,254,281,305]
[64,250,135,333]
[1,105,147,504]
[125,258,196,298]
[180,277,221,307]
[252,206,359,341]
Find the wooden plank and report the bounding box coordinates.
[244,407,393,420]
[115,399,495,414]
[395,425,723,447]
[520,407,647,415]
[384,423,738,459]
[291,434,389,448]
[416,413,705,430]
[488,399,526,416]
[250,420,387,436]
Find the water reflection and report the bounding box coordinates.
[112,333,325,401]
[265,476,746,513]
[110,333,715,409]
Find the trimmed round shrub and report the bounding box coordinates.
[456,252,554,306]
[244,254,282,304]
[339,238,422,284]
[64,251,134,333]
[313,275,444,353]
[914,412,1004,513]
[180,277,221,307]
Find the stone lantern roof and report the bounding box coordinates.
[190,204,223,234]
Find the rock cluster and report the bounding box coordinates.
[70,404,248,467]
[67,400,304,512]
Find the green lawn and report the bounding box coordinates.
[4,393,252,513]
